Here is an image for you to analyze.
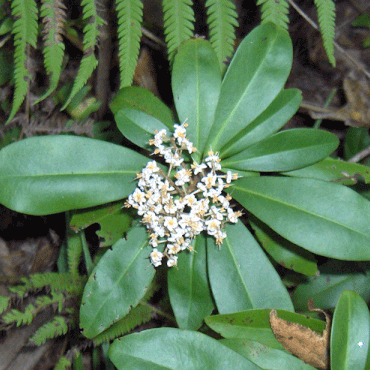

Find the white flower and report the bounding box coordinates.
[164,216,178,231]
[167,243,181,255]
[174,124,187,143]
[175,168,191,186]
[167,255,178,267]
[205,218,221,235]
[150,249,163,267]
[191,161,207,175]
[202,173,217,189]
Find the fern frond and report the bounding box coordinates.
[115,0,143,88]
[67,233,82,278]
[206,0,238,70]
[6,0,38,123]
[314,0,336,66]
[162,0,195,64]
[30,272,86,294]
[3,304,35,326]
[30,316,68,345]
[36,0,67,103]
[54,356,72,370]
[93,303,152,345]
[8,277,33,298]
[62,0,102,109]
[35,291,64,312]
[257,0,289,30]
[0,295,10,314]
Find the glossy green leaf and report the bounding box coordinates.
[110,86,173,126]
[220,89,302,158]
[207,221,293,314]
[79,226,155,338]
[109,328,260,369]
[115,108,170,150]
[205,309,326,349]
[229,177,370,260]
[172,38,221,161]
[293,261,370,310]
[344,127,369,162]
[70,201,132,247]
[284,157,370,185]
[168,234,214,330]
[205,23,292,153]
[331,290,370,370]
[250,216,318,276]
[0,136,149,215]
[223,129,338,172]
[221,338,316,369]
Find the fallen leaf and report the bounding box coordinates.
[269,300,331,369]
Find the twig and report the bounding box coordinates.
[348,146,370,163]
[287,0,370,79]
[141,27,166,48]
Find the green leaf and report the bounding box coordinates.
[344,127,370,163]
[205,23,292,153]
[70,201,132,247]
[207,221,293,314]
[80,226,155,338]
[0,136,149,215]
[172,38,221,161]
[109,328,260,369]
[250,216,318,276]
[331,290,370,370]
[222,129,338,172]
[110,86,173,125]
[229,177,370,260]
[205,309,326,349]
[221,338,316,369]
[168,233,214,330]
[220,89,302,159]
[115,108,170,150]
[292,261,370,310]
[283,157,370,185]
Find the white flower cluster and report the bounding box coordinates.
[126,122,241,268]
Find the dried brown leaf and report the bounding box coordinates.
[269,301,331,369]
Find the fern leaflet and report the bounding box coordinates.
[115,0,143,88]
[314,0,336,66]
[3,304,35,326]
[206,0,238,71]
[67,233,82,278]
[30,272,86,294]
[0,295,10,314]
[30,316,68,345]
[93,303,152,344]
[54,356,72,370]
[7,0,38,123]
[257,0,289,30]
[35,0,67,103]
[162,0,195,64]
[62,0,102,109]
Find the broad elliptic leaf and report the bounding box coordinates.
[292,261,370,310]
[172,38,221,161]
[222,129,338,172]
[110,86,173,126]
[0,136,149,215]
[109,328,260,369]
[205,23,292,153]
[168,234,214,330]
[221,338,316,369]
[331,290,370,370]
[283,157,370,185]
[205,309,326,350]
[229,177,370,260]
[250,216,318,276]
[115,108,170,150]
[70,201,132,247]
[79,226,155,338]
[220,89,302,159]
[207,222,293,314]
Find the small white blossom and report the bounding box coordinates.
[150,249,163,267]
[167,256,178,267]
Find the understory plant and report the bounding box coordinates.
[0,23,369,369]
